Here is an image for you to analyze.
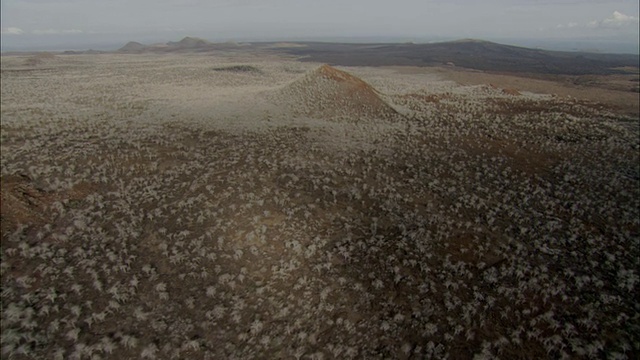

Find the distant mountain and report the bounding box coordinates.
[166,37,212,49]
[111,37,638,75]
[118,41,147,53]
[281,39,640,75]
[117,37,218,53]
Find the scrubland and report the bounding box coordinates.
[1,53,638,359]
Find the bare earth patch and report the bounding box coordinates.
[385,65,640,118]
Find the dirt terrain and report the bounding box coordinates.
[384,66,640,118]
[1,52,639,359]
[275,39,639,117]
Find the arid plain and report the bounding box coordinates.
[1,48,639,359]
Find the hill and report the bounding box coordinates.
[115,37,241,53]
[118,41,147,53]
[277,64,397,120]
[166,36,212,49]
[281,39,640,75]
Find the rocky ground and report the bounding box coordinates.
[1,53,639,359]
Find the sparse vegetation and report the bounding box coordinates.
[212,65,263,74]
[1,53,638,359]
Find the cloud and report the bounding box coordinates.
[588,11,639,28]
[1,27,24,35]
[31,29,83,35]
[554,11,639,31]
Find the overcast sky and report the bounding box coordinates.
[1,0,639,53]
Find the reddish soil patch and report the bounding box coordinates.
[384,66,639,117]
[439,67,639,117]
[1,175,56,231]
[0,175,97,236]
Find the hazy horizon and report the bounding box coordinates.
[1,0,639,54]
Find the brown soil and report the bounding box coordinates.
[0,174,55,230]
[0,174,96,237]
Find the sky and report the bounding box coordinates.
[1,0,639,53]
